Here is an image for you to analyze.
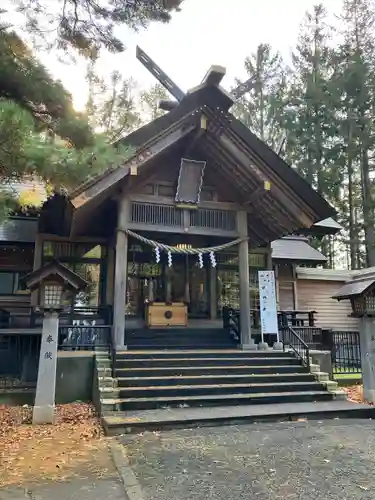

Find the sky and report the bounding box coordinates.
[38,0,344,110]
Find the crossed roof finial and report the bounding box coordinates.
[136,46,256,111]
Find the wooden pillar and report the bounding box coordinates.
[209,266,217,320]
[292,264,298,309]
[31,234,43,306]
[113,197,130,349]
[105,244,115,306]
[266,243,273,270]
[237,210,254,349]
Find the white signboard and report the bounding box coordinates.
[258,270,278,339]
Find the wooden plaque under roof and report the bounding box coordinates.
[175,158,206,208]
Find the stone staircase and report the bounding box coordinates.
[125,328,237,349]
[93,348,353,435]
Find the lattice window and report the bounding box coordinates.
[131,202,183,226]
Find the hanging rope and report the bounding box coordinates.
[125,229,246,255]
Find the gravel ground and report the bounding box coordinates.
[120,419,375,500]
[0,476,125,500]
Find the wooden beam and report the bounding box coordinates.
[126,221,239,237]
[219,133,315,228]
[183,114,207,156]
[71,122,197,210]
[136,46,185,102]
[113,197,130,348]
[201,65,226,87]
[159,99,179,111]
[231,75,257,100]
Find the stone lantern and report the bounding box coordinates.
[22,260,87,424]
[333,271,375,402]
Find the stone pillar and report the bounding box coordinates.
[113,197,130,349]
[359,317,375,402]
[33,311,59,424]
[237,210,254,349]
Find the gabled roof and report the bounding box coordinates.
[68,84,335,245]
[271,236,327,263]
[332,276,375,300]
[299,217,343,236]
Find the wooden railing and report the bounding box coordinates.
[131,202,183,226]
[0,305,112,329]
[130,202,238,232]
[189,208,237,231]
[58,324,112,351]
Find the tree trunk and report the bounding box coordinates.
[360,147,375,266]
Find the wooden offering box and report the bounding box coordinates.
[146,302,188,327]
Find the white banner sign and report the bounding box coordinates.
[258,270,278,339]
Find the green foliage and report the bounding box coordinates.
[86,63,141,142]
[0,27,93,147]
[0,99,128,193]
[140,84,169,121]
[232,43,287,151]
[234,1,375,269]
[11,0,184,56]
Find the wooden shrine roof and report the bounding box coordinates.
[67,84,335,246]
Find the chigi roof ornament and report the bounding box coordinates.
[136,46,257,112]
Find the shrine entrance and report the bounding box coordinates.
[126,248,210,321]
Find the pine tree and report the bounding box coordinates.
[232,43,287,151]
[284,4,342,262]
[86,61,141,142]
[0,27,128,219]
[140,84,169,122]
[337,0,375,267]
[0,27,93,147]
[9,0,184,56]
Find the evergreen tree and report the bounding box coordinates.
[9,0,183,56]
[232,43,287,151]
[86,62,141,142]
[0,27,93,147]
[0,27,128,219]
[284,4,341,262]
[336,0,375,267]
[140,84,169,121]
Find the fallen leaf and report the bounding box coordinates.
[0,403,104,488]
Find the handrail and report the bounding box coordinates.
[283,326,310,369]
[222,306,240,342]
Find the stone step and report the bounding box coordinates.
[115,364,309,377]
[102,381,325,399]
[115,356,300,368]
[101,390,335,411]
[116,349,291,359]
[102,401,374,435]
[127,344,236,350]
[116,372,316,387]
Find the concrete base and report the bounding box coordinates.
[116,345,128,351]
[363,388,375,404]
[241,342,257,351]
[309,350,332,378]
[273,342,283,351]
[258,342,269,350]
[33,404,55,424]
